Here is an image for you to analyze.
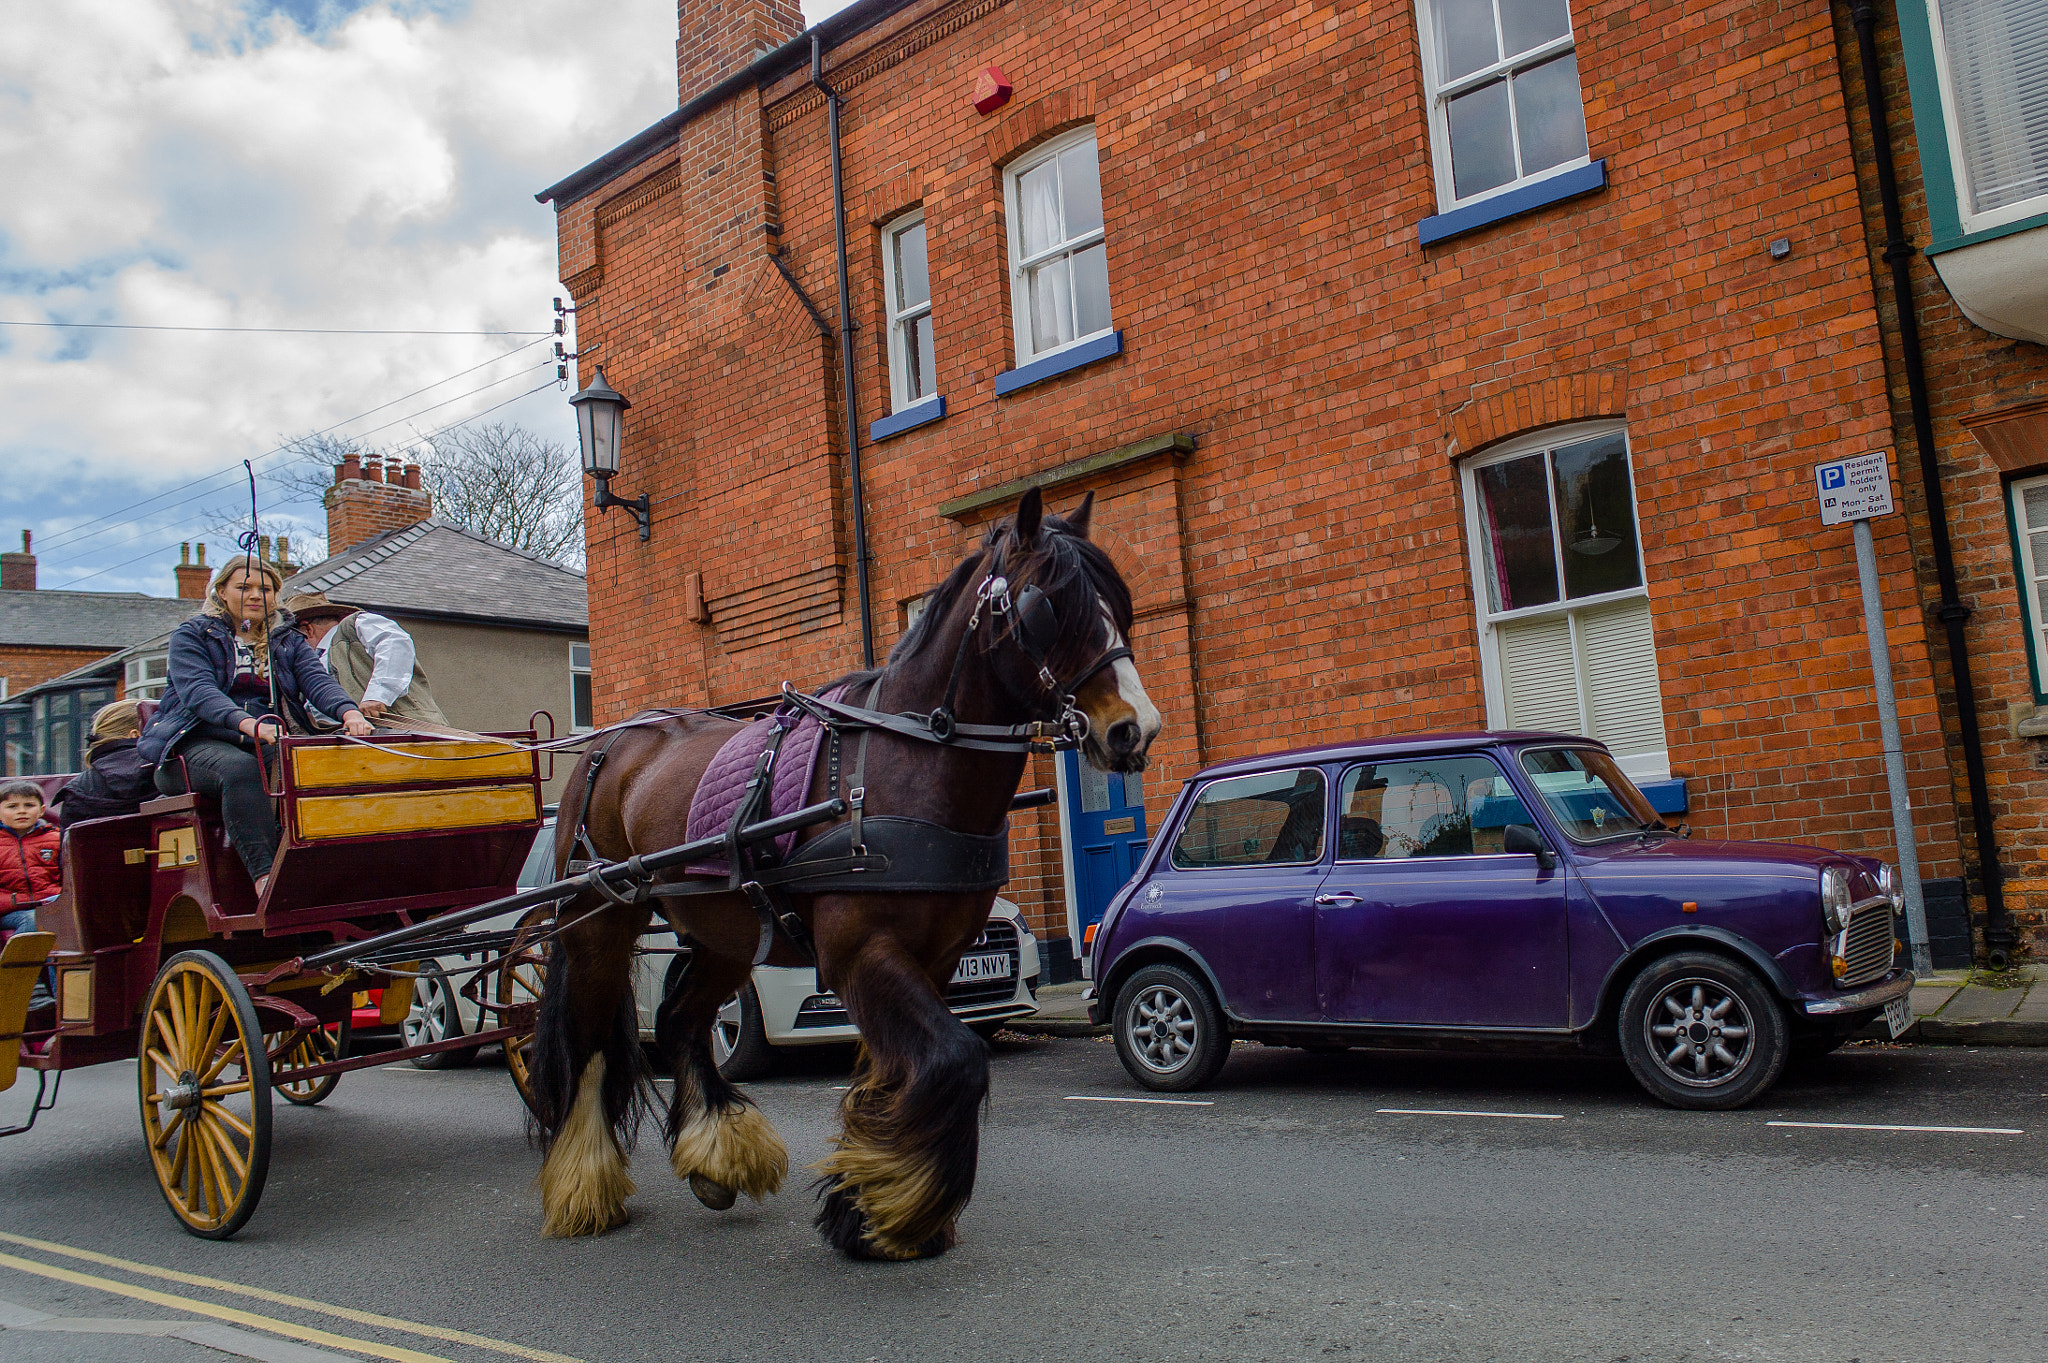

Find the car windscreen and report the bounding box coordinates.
[1170,768,1327,868]
[517,821,559,890]
[1516,747,1660,842]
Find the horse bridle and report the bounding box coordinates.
[785,531,1132,755]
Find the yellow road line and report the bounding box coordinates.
[0,1233,580,1363]
[0,1250,449,1363]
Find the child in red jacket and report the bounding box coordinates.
[1,779,62,935]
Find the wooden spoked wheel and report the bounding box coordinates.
[497,908,550,1117]
[267,1020,349,1106]
[138,951,273,1239]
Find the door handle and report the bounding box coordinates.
[1314,893,1361,906]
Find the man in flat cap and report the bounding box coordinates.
[282,591,449,728]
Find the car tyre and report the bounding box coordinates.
[1618,951,1788,1110]
[709,982,776,1083]
[1113,963,1230,1092]
[405,963,479,1070]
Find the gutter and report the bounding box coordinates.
[1850,1,2014,968]
[535,0,920,208]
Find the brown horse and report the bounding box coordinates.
[525,488,1160,1259]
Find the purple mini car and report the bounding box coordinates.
[1087,732,1915,1109]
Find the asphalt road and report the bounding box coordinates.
[0,1033,2043,1362]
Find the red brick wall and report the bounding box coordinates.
[555,0,1969,949]
[1832,0,2048,959]
[325,463,432,554]
[1,645,112,696]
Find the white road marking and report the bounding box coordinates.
[1377,1108,1563,1120]
[1767,1120,2023,1135]
[1065,1095,1213,1106]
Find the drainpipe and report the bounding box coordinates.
[1851,0,2013,967]
[812,33,876,669]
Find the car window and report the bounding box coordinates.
[1337,755,1524,860]
[1170,768,1327,868]
[1517,746,1658,842]
[517,822,559,890]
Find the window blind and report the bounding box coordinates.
[1938,0,2048,214]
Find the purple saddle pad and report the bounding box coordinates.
[683,687,843,876]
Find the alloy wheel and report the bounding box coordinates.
[1645,977,1754,1088]
[1126,984,1198,1074]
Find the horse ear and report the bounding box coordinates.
[1015,486,1044,545]
[1066,491,1095,538]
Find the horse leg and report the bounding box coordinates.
[814,940,988,1261]
[527,896,653,1237]
[655,943,788,1208]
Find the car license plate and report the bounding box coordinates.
[1883,996,1913,1038]
[951,952,1010,984]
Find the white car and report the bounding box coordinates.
[407,818,1042,1080]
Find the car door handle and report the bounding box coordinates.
[1314,893,1361,906]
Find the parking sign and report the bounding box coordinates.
[1813,451,1895,525]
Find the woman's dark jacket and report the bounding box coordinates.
[138,614,362,769]
[54,738,151,824]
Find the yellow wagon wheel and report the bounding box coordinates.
[138,951,273,1239]
[266,1019,349,1107]
[497,908,550,1117]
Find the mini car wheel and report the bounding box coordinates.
[1113,963,1229,1092]
[404,963,479,1070]
[709,982,776,1083]
[1618,951,1788,1110]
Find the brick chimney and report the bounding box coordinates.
[174,542,211,599]
[1,530,32,591]
[324,456,432,554]
[678,0,803,105]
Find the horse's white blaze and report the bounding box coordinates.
[1107,622,1161,744]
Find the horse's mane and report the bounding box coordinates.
[885,510,1133,675]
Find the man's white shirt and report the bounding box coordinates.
[318,612,416,707]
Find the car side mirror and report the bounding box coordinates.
[1503,823,1553,870]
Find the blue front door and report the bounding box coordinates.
[1062,749,1148,950]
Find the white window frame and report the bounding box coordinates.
[1923,0,2048,235]
[1458,420,1668,781]
[2007,473,2048,698]
[569,642,593,734]
[1413,0,1592,212]
[1001,125,1112,365]
[124,652,169,701]
[881,209,937,413]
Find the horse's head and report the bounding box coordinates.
[995,487,1161,773]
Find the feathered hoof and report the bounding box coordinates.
[536,1054,634,1238]
[813,1175,959,1261]
[671,1101,788,1201]
[689,1174,737,1210]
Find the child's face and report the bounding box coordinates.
[0,793,44,832]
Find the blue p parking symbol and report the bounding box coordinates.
[1820,465,1847,490]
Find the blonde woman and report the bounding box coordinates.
[51,699,150,824]
[138,555,373,897]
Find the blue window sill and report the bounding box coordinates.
[994,330,1123,396]
[869,396,945,442]
[1638,778,1689,816]
[1418,160,1608,247]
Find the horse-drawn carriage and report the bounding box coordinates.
[0,723,552,1237]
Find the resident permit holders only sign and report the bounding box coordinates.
[1815,451,1896,525]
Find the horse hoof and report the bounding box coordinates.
[691,1174,738,1210]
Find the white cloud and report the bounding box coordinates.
[0,0,678,590]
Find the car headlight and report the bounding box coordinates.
[1876,862,1902,911]
[1820,867,1853,932]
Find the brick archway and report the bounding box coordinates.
[1444,370,1629,459]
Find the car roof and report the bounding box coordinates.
[1190,730,1601,782]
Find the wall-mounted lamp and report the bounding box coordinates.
[569,366,651,542]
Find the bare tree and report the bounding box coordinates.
[412,423,584,565]
[206,425,584,569]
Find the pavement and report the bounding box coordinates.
[1019,968,2048,1044]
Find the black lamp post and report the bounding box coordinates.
[569,366,651,542]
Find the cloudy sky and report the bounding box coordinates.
[0,0,850,595]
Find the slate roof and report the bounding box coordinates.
[0,589,201,650]
[283,520,587,632]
